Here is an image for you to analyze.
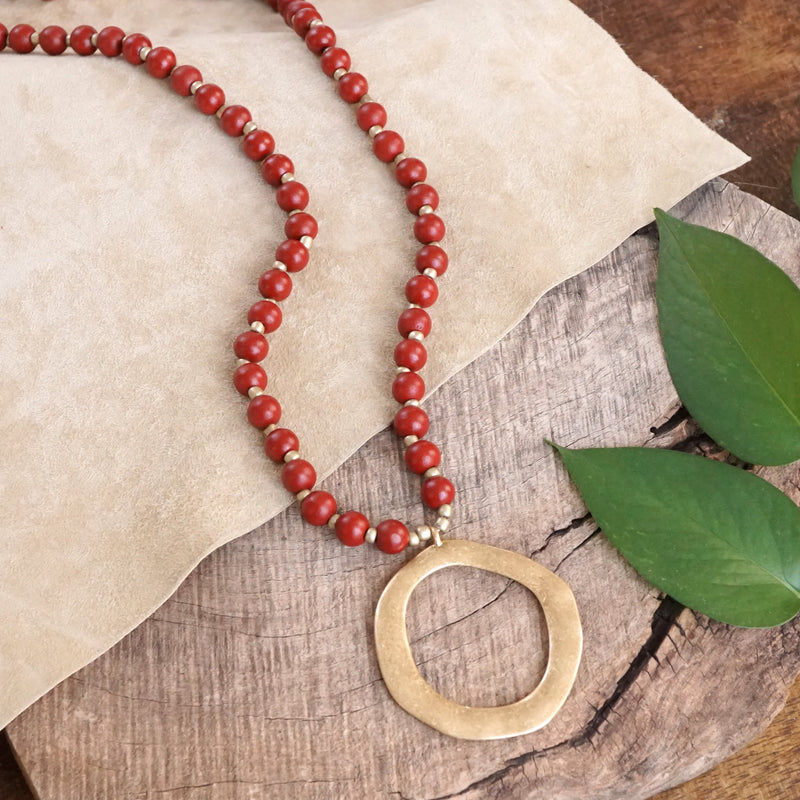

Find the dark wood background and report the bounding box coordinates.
[2,0,800,797]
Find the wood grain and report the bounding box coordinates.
[5,180,800,799]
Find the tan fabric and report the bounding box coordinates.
[0,0,745,729]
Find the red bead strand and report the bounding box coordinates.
[0,13,457,554]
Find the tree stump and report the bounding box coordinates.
[7,179,800,799]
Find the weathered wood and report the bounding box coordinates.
[5,179,800,799]
[654,678,800,800]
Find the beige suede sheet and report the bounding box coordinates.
[0,0,746,729]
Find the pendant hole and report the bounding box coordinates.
[406,565,549,708]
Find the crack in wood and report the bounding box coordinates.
[421,596,686,800]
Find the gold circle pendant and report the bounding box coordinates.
[374,539,582,740]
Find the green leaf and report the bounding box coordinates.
[792,142,800,210]
[550,443,800,627]
[654,209,800,465]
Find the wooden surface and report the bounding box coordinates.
[4,180,800,800]
[3,0,800,797]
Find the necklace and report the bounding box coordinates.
[1,0,582,740]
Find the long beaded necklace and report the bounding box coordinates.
[1,0,583,741]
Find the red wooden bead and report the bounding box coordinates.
[301,491,337,526]
[247,394,281,429]
[96,26,125,57]
[338,72,368,103]
[233,363,267,395]
[335,511,369,547]
[264,428,300,462]
[405,440,441,474]
[276,182,310,212]
[394,339,427,371]
[8,24,36,53]
[220,105,252,137]
[275,239,309,272]
[248,300,283,332]
[398,307,432,337]
[392,372,425,403]
[233,330,269,361]
[305,24,335,54]
[258,268,293,301]
[284,212,318,240]
[121,33,151,65]
[69,25,96,55]
[356,102,387,132]
[421,476,455,508]
[395,157,427,188]
[282,0,312,23]
[293,7,322,36]
[0,24,7,51]
[415,244,448,275]
[393,405,429,438]
[406,184,439,214]
[282,459,316,493]
[242,129,275,161]
[261,154,294,186]
[414,213,445,244]
[373,130,404,163]
[405,275,438,307]
[320,47,351,77]
[170,64,202,96]
[145,46,176,78]
[39,26,67,55]
[376,520,409,554]
[194,84,225,115]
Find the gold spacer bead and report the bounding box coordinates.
[247,386,265,399]
[409,532,421,547]
[418,205,434,216]
[273,260,288,272]
[30,32,39,46]
[280,172,295,183]
[215,104,229,119]
[404,399,421,407]
[365,527,378,545]
[393,152,407,165]
[236,358,250,367]
[438,504,452,519]
[264,424,277,435]
[299,235,313,249]
[250,321,266,334]
[327,513,341,529]
[368,125,383,139]
[408,331,425,342]
[435,517,451,533]
[424,467,441,478]
[90,32,99,46]
[308,19,323,28]
[423,268,438,279]
[296,489,311,501]
[139,46,151,61]
[332,68,347,81]
[189,80,203,95]
[403,435,419,447]
[358,93,373,105]
[242,121,258,136]
[65,34,71,47]
[284,450,301,462]
[407,303,421,310]
[417,525,432,542]
[396,366,410,374]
